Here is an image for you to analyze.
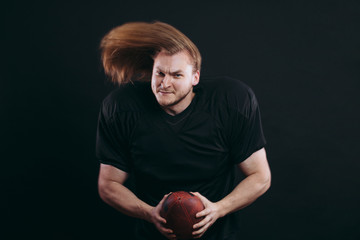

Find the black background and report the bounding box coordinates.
[2,0,359,239]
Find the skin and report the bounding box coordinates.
[98,50,271,239]
[151,50,200,116]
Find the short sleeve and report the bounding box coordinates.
[229,88,266,164]
[96,100,132,172]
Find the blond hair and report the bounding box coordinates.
[100,21,201,84]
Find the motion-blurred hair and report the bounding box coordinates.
[100,21,201,85]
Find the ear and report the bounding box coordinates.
[192,70,200,86]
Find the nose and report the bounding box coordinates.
[161,75,171,88]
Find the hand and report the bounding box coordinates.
[191,192,223,239]
[150,193,177,240]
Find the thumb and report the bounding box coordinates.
[159,192,172,206]
[190,192,208,206]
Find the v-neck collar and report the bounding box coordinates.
[156,92,198,134]
[160,93,197,125]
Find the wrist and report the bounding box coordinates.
[215,201,227,218]
[141,204,154,223]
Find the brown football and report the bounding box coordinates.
[160,191,205,240]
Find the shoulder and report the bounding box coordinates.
[100,81,155,120]
[197,76,258,117]
[198,76,254,98]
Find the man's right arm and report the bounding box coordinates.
[98,163,153,220]
[97,164,175,239]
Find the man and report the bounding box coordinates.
[96,21,271,240]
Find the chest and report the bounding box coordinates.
[129,111,230,181]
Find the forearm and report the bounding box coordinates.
[98,180,153,222]
[216,172,271,217]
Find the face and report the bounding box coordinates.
[151,50,200,115]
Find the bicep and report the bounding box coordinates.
[238,148,271,179]
[98,163,129,186]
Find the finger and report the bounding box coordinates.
[191,192,209,207]
[161,230,176,240]
[193,220,212,236]
[193,233,203,239]
[165,234,177,240]
[195,207,211,218]
[156,215,167,224]
[156,194,172,220]
[160,226,173,234]
[190,191,201,199]
[159,193,170,204]
[161,228,176,240]
[191,191,205,200]
[193,215,211,229]
[158,192,174,210]
[193,232,205,239]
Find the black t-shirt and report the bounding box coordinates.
[96,76,266,240]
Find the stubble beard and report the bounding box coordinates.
[157,88,193,109]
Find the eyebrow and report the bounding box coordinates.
[155,67,183,74]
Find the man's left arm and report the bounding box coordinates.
[192,148,271,238]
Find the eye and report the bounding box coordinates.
[156,71,165,77]
[174,73,182,78]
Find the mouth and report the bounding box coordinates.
[158,90,174,95]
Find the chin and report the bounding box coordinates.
[158,100,175,108]
[156,94,174,104]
